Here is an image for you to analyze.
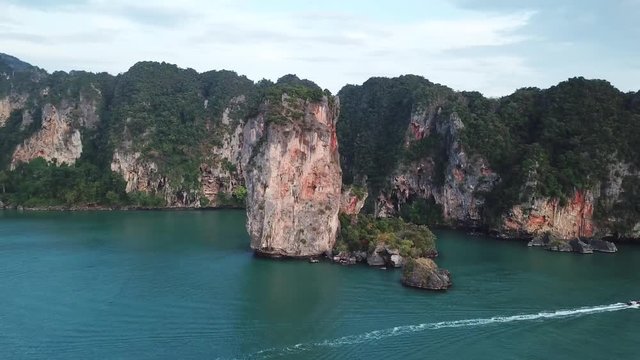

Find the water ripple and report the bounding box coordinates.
[236,303,635,359]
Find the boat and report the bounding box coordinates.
[626,300,639,306]
[309,258,320,263]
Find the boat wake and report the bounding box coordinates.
[236,303,634,359]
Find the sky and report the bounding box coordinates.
[0,0,639,97]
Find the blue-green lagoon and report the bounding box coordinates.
[1,210,638,359]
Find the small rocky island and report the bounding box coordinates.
[527,232,618,254]
[402,258,452,291]
[331,213,452,290]
[240,92,453,290]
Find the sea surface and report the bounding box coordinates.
[1,210,639,359]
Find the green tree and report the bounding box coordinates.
[232,186,248,201]
[0,170,7,194]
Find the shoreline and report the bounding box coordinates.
[1,205,246,212]
[2,205,638,244]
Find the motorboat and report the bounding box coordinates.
[626,300,639,306]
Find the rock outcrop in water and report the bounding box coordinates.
[244,94,342,257]
[528,233,618,254]
[402,257,452,290]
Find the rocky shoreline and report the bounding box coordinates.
[2,203,633,249]
[527,233,618,254]
[2,204,629,291]
[0,203,245,212]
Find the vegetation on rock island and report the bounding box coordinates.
[335,213,437,258]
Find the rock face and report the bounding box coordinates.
[365,243,407,268]
[502,191,595,239]
[0,95,27,128]
[366,243,388,266]
[110,149,204,207]
[110,100,247,208]
[110,150,158,193]
[589,239,618,253]
[0,97,10,127]
[11,103,86,169]
[338,77,640,242]
[402,257,452,290]
[244,95,342,257]
[548,240,573,253]
[569,239,594,254]
[389,253,405,268]
[200,119,245,206]
[372,104,639,241]
[376,110,499,228]
[528,233,617,254]
[500,161,640,240]
[340,185,367,215]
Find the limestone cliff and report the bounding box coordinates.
[375,109,499,228]
[199,98,247,206]
[110,99,247,208]
[498,160,640,239]
[11,103,86,169]
[374,107,639,240]
[340,185,367,216]
[243,94,342,257]
[0,95,27,128]
[110,150,158,192]
[360,100,639,241]
[502,191,595,239]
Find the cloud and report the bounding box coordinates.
[0,0,637,96]
[1,0,88,10]
[0,31,48,44]
[106,4,197,28]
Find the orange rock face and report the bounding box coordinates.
[11,104,83,168]
[409,121,426,140]
[340,186,368,216]
[244,95,343,257]
[502,190,595,238]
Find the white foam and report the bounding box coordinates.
[239,303,632,359]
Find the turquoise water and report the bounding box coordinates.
[0,210,638,359]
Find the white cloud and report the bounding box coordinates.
[0,0,536,95]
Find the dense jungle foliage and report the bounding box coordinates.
[0,54,323,208]
[335,214,437,258]
[337,75,640,225]
[2,53,640,229]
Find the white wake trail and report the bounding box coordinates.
[240,303,633,359]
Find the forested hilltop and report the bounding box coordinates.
[0,53,323,209]
[338,75,640,239]
[1,53,639,240]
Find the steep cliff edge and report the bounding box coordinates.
[0,95,28,128]
[375,110,499,228]
[502,191,595,239]
[1,54,639,244]
[106,64,255,207]
[338,76,640,241]
[244,94,342,257]
[11,103,86,169]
